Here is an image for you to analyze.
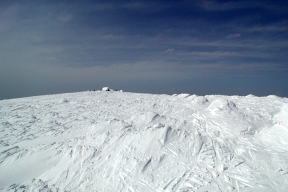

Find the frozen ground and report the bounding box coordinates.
[0,91,288,192]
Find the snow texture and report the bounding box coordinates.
[0,91,288,192]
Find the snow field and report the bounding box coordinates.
[0,91,288,191]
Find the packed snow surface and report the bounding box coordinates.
[0,91,288,192]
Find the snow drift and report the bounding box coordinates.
[0,91,288,192]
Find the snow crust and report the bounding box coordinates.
[0,91,288,192]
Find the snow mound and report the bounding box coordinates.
[177,93,190,98]
[102,87,111,91]
[0,91,288,192]
[207,98,237,114]
[257,104,288,151]
[274,103,288,127]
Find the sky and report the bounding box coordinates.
[0,0,288,99]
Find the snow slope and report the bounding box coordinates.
[0,91,288,192]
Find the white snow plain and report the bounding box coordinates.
[0,91,288,192]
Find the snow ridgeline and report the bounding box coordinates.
[0,91,288,192]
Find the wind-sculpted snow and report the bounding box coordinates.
[0,91,288,192]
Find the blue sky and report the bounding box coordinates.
[0,0,288,98]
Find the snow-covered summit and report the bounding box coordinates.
[0,91,288,192]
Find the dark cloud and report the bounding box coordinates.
[0,0,288,99]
